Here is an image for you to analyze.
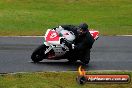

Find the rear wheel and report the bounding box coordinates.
[31,45,48,62]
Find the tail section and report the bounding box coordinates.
[89,30,99,40]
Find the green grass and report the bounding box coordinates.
[0,71,132,88]
[0,0,132,36]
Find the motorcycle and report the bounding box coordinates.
[31,26,99,64]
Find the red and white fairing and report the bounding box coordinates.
[44,29,76,57]
[44,28,99,57]
[89,30,99,40]
[45,29,60,45]
[44,29,99,45]
[44,29,75,45]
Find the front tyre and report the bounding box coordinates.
[31,45,48,63]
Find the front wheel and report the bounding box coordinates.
[31,45,48,63]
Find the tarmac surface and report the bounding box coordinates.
[0,36,132,73]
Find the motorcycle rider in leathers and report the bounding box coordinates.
[53,23,95,64]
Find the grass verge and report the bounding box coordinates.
[0,0,132,36]
[0,71,132,88]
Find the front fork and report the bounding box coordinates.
[44,46,52,54]
[44,46,56,59]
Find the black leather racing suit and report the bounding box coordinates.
[54,25,95,63]
[60,25,95,50]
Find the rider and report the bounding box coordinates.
[54,23,95,64]
[74,23,95,50]
[55,23,95,50]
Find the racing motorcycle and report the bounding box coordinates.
[31,26,99,64]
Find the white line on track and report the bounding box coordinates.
[116,35,132,36]
[0,70,131,74]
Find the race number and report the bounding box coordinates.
[50,33,57,39]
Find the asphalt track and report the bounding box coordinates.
[0,36,132,73]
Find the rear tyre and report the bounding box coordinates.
[31,45,48,63]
